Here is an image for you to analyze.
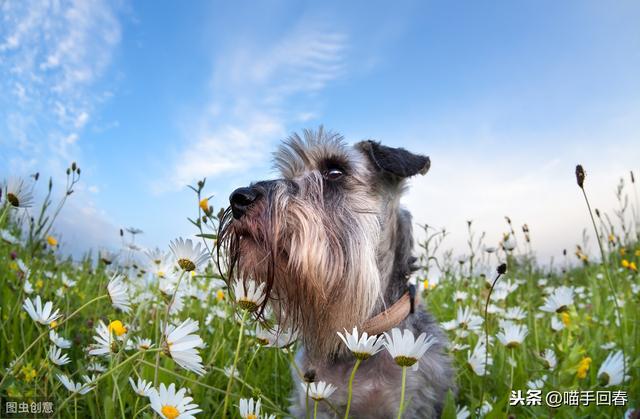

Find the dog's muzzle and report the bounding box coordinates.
[229,186,259,219]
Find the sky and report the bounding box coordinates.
[1,0,639,265]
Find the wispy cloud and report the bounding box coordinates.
[159,20,349,192]
[0,0,122,172]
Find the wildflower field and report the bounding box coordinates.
[0,165,638,419]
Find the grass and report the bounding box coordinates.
[0,167,638,418]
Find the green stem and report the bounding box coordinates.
[314,400,319,419]
[0,294,108,388]
[579,186,627,378]
[221,309,248,419]
[57,349,155,411]
[397,366,407,419]
[343,358,362,419]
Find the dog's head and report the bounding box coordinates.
[218,127,430,357]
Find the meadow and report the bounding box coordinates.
[0,164,637,418]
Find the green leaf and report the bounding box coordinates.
[441,389,457,419]
[195,233,217,240]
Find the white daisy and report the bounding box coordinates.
[527,375,547,389]
[232,279,266,312]
[239,398,261,419]
[129,377,154,397]
[502,235,517,251]
[223,365,240,379]
[23,295,62,325]
[383,328,437,370]
[169,238,209,272]
[503,307,527,321]
[597,350,629,387]
[540,286,574,313]
[541,349,557,369]
[550,316,564,332]
[4,177,35,208]
[484,246,497,254]
[61,273,76,288]
[127,336,154,351]
[148,382,202,418]
[107,274,132,313]
[49,330,72,349]
[496,320,528,348]
[442,306,483,336]
[255,324,297,348]
[48,346,70,366]
[88,321,120,356]
[86,362,107,373]
[601,342,616,350]
[57,373,93,395]
[99,249,117,265]
[336,326,384,360]
[23,279,33,294]
[0,229,19,244]
[456,405,470,419]
[454,291,468,302]
[163,318,205,376]
[301,380,337,401]
[467,340,492,376]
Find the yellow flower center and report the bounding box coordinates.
[46,236,58,247]
[50,320,58,329]
[35,280,44,289]
[237,298,258,312]
[394,355,418,367]
[199,198,209,212]
[247,415,257,419]
[108,320,127,336]
[177,258,196,272]
[216,290,224,301]
[7,192,19,207]
[161,405,180,419]
[561,312,571,326]
[576,356,592,379]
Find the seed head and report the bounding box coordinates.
[497,263,507,275]
[575,165,585,188]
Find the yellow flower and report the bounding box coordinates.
[621,259,630,268]
[630,262,638,272]
[561,312,571,326]
[576,356,592,379]
[50,320,58,329]
[35,279,44,289]
[46,236,58,247]
[216,289,225,302]
[20,364,37,383]
[619,247,625,255]
[9,261,18,271]
[108,320,128,336]
[609,234,616,244]
[635,249,640,257]
[199,198,209,212]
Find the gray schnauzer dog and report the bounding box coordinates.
[218,128,454,418]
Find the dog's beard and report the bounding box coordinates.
[218,181,382,360]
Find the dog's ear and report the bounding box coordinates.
[356,140,430,178]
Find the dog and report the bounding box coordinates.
[218,127,454,418]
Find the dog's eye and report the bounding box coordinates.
[324,168,344,181]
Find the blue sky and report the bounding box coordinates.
[1,1,639,261]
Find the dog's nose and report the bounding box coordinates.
[229,187,259,219]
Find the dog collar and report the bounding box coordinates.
[362,291,415,336]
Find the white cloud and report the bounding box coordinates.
[160,20,349,191]
[0,0,122,170]
[402,133,640,269]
